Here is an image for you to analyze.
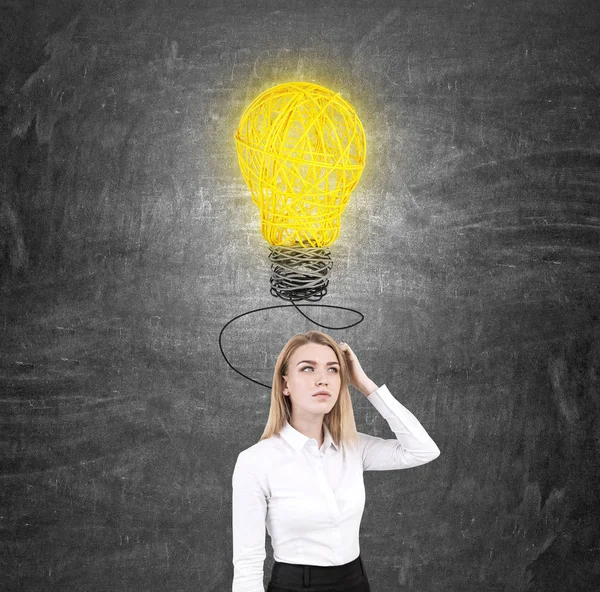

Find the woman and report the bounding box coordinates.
[232,331,440,592]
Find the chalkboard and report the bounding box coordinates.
[1,0,599,590]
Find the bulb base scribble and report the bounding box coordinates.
[268,246,332,302]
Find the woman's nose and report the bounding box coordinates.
[315,373,328,385]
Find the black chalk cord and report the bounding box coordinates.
[219,302,364,390]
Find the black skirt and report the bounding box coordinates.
[267,555,371,592]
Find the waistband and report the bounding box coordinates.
[271,555,364,587]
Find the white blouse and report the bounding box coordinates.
[231,384,440,592]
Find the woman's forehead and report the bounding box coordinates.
[290,343,338,363]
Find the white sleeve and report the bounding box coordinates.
[231,451,267,592]
[360,384,440,471]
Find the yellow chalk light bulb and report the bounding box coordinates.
[234,82,366,301]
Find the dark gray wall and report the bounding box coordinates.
[1,0,599,590]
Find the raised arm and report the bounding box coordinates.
[232,451,267,592]
[360,384,440,470]
[338,342,440,471]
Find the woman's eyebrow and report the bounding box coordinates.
[296,360,340,366]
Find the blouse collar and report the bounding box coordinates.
[280,420,339,452]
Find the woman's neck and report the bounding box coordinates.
[289,414,324,447]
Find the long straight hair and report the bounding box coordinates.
[259,330,359,450]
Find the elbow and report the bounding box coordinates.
[428,444,441,462]
[425,440,441,463]
[415,442,440,465]
[395,442,440,468]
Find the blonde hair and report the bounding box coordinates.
[259,330,359,450]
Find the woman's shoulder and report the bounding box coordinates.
[233,435,280,484]
[236,433,279,464]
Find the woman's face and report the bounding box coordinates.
[282,343,341,418]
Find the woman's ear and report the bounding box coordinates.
[281,375,289,396]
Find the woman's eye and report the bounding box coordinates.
[301,366,313,371]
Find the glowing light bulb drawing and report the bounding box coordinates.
[234,82,366,301]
